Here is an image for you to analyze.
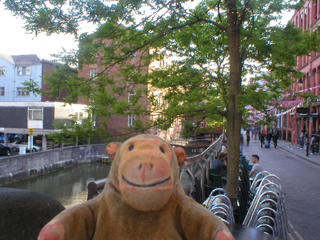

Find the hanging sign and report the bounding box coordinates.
[296,107,308,114]
[29,128,34,136]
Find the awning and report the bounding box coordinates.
[295,113,319,119]
[295,114,307,119]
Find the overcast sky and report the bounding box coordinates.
[0,3,294,61]
[0,4,81,60]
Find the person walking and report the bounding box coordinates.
[299,130,304,149]
[266,130,273,148]
[273,133,278,148]
[246,131,250,146]
[310,135,315,154]
[259,132,265,148]
[240,133,244,153]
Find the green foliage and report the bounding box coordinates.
[6,0,320,135]
[48,114,97,145]
[6,0,320,200]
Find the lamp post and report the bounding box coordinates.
[305,75,311,157]
[306,104,310,157]
[297,75,311,157]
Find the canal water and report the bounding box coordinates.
[6,162,111,208]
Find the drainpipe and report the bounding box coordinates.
[12,64,16,101]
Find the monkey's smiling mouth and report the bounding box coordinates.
[122,175,171,187]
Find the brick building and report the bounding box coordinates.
[279,1,320,152]
[78,47,151,139]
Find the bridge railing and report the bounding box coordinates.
[87,133,225,202]
[179,133,225,203]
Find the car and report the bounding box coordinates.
[8,134,24,143]
[0,134,24,143]
[0,144,11,156]
[11,140,42,152]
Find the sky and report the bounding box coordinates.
[0,3,294,61]
[0,3,83,60]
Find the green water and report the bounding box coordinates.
[6,162,111,208]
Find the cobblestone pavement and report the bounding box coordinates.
[242,137,320,240]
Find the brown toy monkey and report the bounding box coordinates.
[38,134,235,240]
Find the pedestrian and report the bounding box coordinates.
[246,131,250,146]
[240,133,244,145]
[240,133,244,153]
[249,154,263,179]
[299,130,304,149]
[273,133,278,148]
[310,135,315,154]
[266,130,272,148]
[259,132,265,147]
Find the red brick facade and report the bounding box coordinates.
[281,1,320,151]
[79,50,150,138]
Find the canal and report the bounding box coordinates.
[5,162,111,208]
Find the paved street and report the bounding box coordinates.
[243,137,320,240]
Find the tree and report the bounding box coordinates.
[49,113,97,146]
[5,0,320,200]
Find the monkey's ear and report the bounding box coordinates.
[174,147,187,166]
[106,142,122,160]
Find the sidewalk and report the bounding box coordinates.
[271,140,320,166]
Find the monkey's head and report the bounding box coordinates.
[106,134,186,212]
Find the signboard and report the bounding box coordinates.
[29,128,34,136]
[296,107,309,114]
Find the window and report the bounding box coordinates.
[283,111,287,128]
[75,112,84,121]
[90,69,97,79]
[0,67,5,76]
[28,107,43,120]
[0,87,4,96]
[128,115,136,126]
[17,66,31,76]
[17,87,30,96]
[128,91,135,103]
[289,116,292,128]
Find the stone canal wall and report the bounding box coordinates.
[0,144,106,186]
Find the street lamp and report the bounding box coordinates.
[297,75,311,157]
[297,78,304,87]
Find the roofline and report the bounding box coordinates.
[0,53,14,65]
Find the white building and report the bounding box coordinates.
[0,54,91,150]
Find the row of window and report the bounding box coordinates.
[0,66,31,76]
[1,96,136,129]
[0,87,30,97]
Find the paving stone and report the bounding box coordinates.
[242,137,320,240]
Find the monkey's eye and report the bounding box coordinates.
[129,145,134,151]
[160,147,165,153]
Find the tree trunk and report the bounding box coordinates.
[226,0,242,203]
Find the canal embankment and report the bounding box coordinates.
[0,144,106,186]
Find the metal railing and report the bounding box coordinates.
[179,133,225,203]
[87,133,225,202]
[86,132,290,238]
